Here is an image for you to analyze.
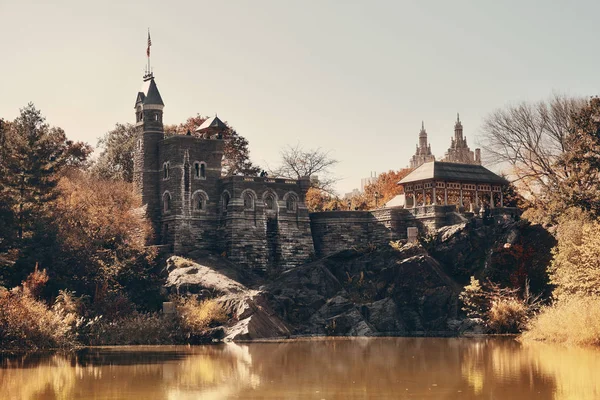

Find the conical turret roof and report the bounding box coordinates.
[135,76,164,107]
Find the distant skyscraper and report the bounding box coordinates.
[361,171,378,191]
[441,114,481,165]
[409,122,435,169]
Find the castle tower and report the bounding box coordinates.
[133,71,165,242]
[410,121,435,169]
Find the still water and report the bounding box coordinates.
[1,337,599,400]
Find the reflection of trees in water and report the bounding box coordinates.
[1,339,600,399]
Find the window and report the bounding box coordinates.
[264,194,276,210]
[221,192,230,212]
[192,191,208,212]
[243,192,255,210]
[286,196,297,212]
[194,162,207,179]
[163,162,170,179]
[163,192,171,212]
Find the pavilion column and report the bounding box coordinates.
[422,187,425,206]
[500,191,504,208]
[490,189,494,208]
[444,184,448,206]
[432,186,436,205]
[459,185,463,207]
[475,186,479,207]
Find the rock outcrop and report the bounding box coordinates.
[164,220,555,339]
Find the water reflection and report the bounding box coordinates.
[1,338,599,399]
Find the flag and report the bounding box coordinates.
[147,30,152,57]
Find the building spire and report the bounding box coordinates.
[457,112,460,123]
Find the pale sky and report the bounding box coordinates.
[1,0,599,193]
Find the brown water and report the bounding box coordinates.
[1,337,599,399]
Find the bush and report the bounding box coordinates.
[488,297,528,333]
[459,276,539,333]
[0,288,79,350]
[523,296,600,346]
[176,296,227,336]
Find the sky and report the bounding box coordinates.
[1,0,599,194]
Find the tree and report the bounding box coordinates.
[48,171,160,309]
[271,144,338,192]
[554,97,600,217]
[548,209,600,300]
[92,123,137,182]
[0,103,91,241]
[481,95,586,214]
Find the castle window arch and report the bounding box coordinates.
[220,191,231,213]
[162,191,171,213]
[283,191,299,212]
[194,161,207,180]
[163,162,170,180]
[262,191,278,211]
[241,189,257,211]
[192,190,209,212]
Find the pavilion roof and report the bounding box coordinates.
[399,161,508,185]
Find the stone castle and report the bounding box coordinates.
[133,71,515,271]
[133,71,314,271]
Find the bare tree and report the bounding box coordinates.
[480,94,586,202]
[270,144,338,192]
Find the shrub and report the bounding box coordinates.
[176,296,227,338]
[0,288,78,350]
[523,296,600,346]
[488,297,528,333]
[459,276,539,333]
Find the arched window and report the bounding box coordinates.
[221,191,231,213]
[194,162,207,179]
[263,192,277,211]
[192,191,208,212]
[163,162,170,180]
[285,193,297,212]
[243,192,255,210]
[163,192,171,213]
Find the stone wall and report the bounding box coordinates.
[310,208,416,257]
[158,136,224,253]
[309,205,509,257]
[218,176,314,271]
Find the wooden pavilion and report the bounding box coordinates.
[399,161,508,210]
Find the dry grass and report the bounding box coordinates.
[523,296,600,346]
[177,297,228,335]
[0,288,78,350]
[488,298,528,333]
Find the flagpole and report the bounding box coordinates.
[147,28,151,76]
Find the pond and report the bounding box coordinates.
[1,337,599,399]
